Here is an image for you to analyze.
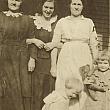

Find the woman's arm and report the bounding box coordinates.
[89,20,98,60]
[50,19,64,77]
[27,17,37,72]
[50,48,58,77]
[44,19,64,51]
[26,38,45,49]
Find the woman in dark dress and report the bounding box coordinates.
[26,0,57,110]
[0,0,36,110]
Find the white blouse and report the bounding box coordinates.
[52,16,97,42]
[52,15,98,58]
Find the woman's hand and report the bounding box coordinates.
[28,57,35,72]
[26,38,45,49]
[33,39,45,49]
[50,65,57,77]
[26,39,33,44]
[44,42,55,51]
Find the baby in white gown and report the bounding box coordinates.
[42,78,83,110]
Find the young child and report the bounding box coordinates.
[42,78,83,110]
[84,51,110,110]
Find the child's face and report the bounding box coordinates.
[65,88,77,99]
[97,60,109,72]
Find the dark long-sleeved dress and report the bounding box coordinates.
[31,15,57,110]
[0,12,35,110]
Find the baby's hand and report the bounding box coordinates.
[84,78,94,84]
[71,93,77,98]
[68,94,77,99]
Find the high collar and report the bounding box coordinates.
[3,10,22,17]
[31,13,57,32]
[66,15,85,21]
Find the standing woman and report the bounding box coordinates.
[0,0,36,110]
[26,0,58,110]
[47,0,98,109]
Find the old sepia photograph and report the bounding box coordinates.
[0,0,109,110]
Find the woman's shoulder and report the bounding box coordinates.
[81,16,93,21]
[58,16,70,23]
[20,14,34,24]
[82,17,95,25]
[56,16,71,27]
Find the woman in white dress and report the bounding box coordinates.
[45,0,98,109]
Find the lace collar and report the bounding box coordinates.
[3,10,22,17]
[31,13,57,32]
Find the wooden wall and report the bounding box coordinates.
[92,0,109,50]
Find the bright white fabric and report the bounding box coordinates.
[42,91,69,110]
[56,41,92,89]
[42,90,80,110]
[52,16,98,110]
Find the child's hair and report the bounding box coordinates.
[96,50,110,64]
[65,78,83,93]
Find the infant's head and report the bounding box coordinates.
[65,78,83,99]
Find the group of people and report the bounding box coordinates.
[0,0,109,110]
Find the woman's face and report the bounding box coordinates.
[8,0,22,11]
[70,0,83,17]
[42,1,54,19]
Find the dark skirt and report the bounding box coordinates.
[32,58,55,110]
[0,44,32,110]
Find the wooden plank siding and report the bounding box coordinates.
[92,0,109,50]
